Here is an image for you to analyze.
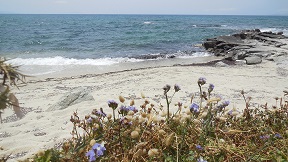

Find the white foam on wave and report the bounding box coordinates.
[260,28,288,36]
[143,21,152,24]
[7,56,143,66]
[177,52,212,58]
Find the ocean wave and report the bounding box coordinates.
[7,56,144,66]
[7,51,211,66]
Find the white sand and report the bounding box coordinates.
[0,57,288,161]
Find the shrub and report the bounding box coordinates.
[26,77,288,162]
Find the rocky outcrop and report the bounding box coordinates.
[203,29,288,65]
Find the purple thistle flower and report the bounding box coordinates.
[260,135,270,140]
[120,117,133,126]
[274,133,282,138]
[119,106,138,114]
[227,110,233,116]
[108,100,118,110]
[198,77,206,86]
[86,117,93,124]
[96,110,107,117]
[86,150,96,162]
[196,144,203,150]
[208,83,214,92]
[197,157,207,162]
[127,106,138,113]
[92,143,106,157]
[222,101,230,107]
[163,84,171,94]
[218,101,230,112]
[174,84,181,92]
[190,103,199,113]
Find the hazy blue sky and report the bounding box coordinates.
[1,0,288,15]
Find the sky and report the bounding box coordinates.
[0,0,288,15]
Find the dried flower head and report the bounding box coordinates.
[174,84,181,92]
[148,148,159,157]
[130,99,135,106]
[119,95,125,103]
[131,130,139,139]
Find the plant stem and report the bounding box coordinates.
[199,85,203,110]
[165,94,170,122]
[113,109,116,122]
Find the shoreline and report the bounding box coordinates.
[20,55,221,81]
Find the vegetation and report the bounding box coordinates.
[0,57,26,123]
[25,77,287,162]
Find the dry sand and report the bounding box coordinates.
[0,56,288,161]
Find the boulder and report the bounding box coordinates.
[47,88,94,111]
[216,36,244,44]
[245,56,262,65]
[203,41,217,50]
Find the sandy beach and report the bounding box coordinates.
[0,55,288,161]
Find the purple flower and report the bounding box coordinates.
[86,150,96,162]
[274,133,282,138]
[218,101,230,111]
[163,84,171,94]
[174,84,181,92]
[227,110,233,116]
[196,144,203,150]
[108,100,118,110]
[260,135,270,140]
[198,77,206,86]
[222,101,230,107]
[208,84,214,92]
[119,106,138,114]
[190,103,199,113]
[120,117,133,126]
[86,117,93,124]
[96,110,107,117]
[92,143,106,157]
[127,106,138,112]
[197,157,207,162]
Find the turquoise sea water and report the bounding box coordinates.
[0,14,288,68]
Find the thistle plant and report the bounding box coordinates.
[28,78,288,162]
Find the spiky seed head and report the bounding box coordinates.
[130,99,135,106]
[148,149,159,157]
[131,130,139,139]
[90,139,96,146]
[119,95,125,103]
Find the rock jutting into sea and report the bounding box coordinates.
[202,29,288,65]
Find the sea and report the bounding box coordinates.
[0,14,288,76]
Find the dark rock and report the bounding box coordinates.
[202,29,287,64]
[245,56,262,65]
[277,31,284,35]
[216,36,244,44]
[203,41,217,50]
[168,55,176,59]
